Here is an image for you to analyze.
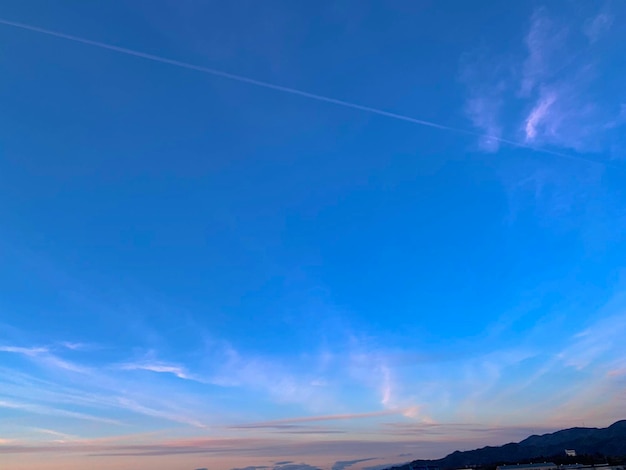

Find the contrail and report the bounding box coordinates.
[0,17,611,167]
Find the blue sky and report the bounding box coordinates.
[1,1,626,469]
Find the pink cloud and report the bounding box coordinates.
[607,368,626,378]
[228,409,405,429]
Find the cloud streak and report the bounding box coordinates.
[117,360,200,381]
[229,409,404,429]
[0,345,49,356]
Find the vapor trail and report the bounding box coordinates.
[0,18,609,167]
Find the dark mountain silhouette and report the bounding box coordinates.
[388,420,626,470]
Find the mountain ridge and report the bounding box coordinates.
[387,420,626,470]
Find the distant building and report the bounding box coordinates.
[408,465,439,470]
[565,450,577,457]
[559,466,623,470]
[497,463,557,470]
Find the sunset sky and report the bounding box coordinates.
[1,1,626,470]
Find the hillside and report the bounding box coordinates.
[389,420,626,470]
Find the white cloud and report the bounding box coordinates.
[0,344,90,374]
[0,345,49,356]
[524,90,557,141]
[118,361,196,381]
[521,76,611,153]
[59,341,94,351]
[0,398,121,425]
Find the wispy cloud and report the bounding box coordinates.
[0,344,91,373]
[0,341,217,431]
[59,341,97,351]
[118,360,198,381]
[583,11,613,44]
[605,103,626,130]
[0,345,49,356]
[520,7,568,97]
[460,4,625,156]
[229,409,403,429]
[464,97,503,152]
[524,90,556,142]
[208,345,339,411]
[557,305,626,372]
[114,396,209,429]
[31,428,80,442]
[459,52,508,152]
[0,435,459,457]
[0,398,121,425]
[517,6,623,153]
